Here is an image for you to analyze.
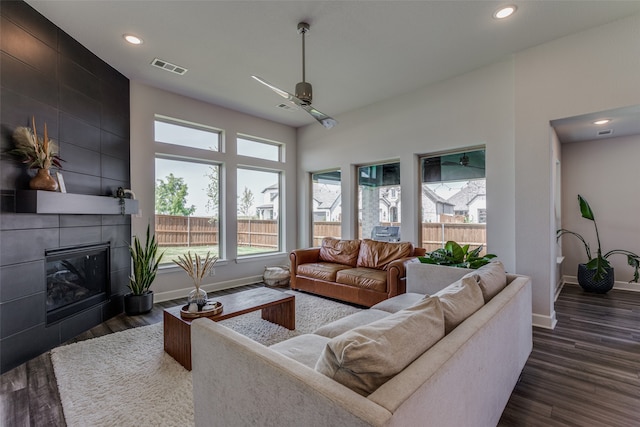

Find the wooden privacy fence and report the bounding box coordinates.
[313,221,486,252]
[155,215,277,248]
[156,216,486,252]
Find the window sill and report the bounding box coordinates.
[235,252,288,264]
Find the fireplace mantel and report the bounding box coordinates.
[16,190,139,215]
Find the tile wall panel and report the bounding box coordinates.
[0,1,130,373]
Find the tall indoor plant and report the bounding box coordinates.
[557,195,639,293]
[125,224,163,315]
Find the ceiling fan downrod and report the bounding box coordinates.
[295,22,312,105]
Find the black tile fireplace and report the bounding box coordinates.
[46,243,110,325]
[0,1,132,373]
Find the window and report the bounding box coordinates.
[357,162,401,241]
[419,148,486,252]
[154,117,221,264]
[311,170,342,245]
[237,136,281,161]
[155,117,219,151]
[237,168,281,256]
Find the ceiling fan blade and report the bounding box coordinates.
[252,75,296,101]
[301,104,337,129]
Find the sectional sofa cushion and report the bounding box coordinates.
[463,260,507,303]
[370,292,424,313]
[356,239,413,270]
[313,309,391,339]
[434,276,484,333]
[315,296,445,396]
[319,237,361,267]
[269,334,331,369]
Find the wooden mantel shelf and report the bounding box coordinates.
[16,190,139,215]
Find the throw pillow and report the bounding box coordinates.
[463,260,507,303]
[356,239,413,270]
[319,237,361,267]
[433,276,484,333]
[315,296,445,396]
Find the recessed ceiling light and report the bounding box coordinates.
[123,34,143,45]
[593,119,611,125]
[493,5,517,19]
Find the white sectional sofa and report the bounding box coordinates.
[191,262,532,427]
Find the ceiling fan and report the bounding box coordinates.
[252,22,337,129]
[441,153,485,170]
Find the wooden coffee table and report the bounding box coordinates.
[163,287,295,370]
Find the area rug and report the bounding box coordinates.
[50,291,361,427]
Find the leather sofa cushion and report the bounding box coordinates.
[357,239,413,270]
[315,296,445,396]
[433,276,484,333]
[319,238,361,267]
[335,268,387,292]
[297,262,351,282]
[463,260,507,303]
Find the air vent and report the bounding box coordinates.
[597,129,613,136]
[151,58,188,75]
[276,103,299,112]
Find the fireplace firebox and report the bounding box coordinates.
[45,243,111,324]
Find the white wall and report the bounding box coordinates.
[514,13,640,327]
[561,134,640,284]
[297,14,640,327]
[130,82,297,301]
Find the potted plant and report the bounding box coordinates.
[124,224,163,315]
[418,240,497,269]
[557,195,639,293]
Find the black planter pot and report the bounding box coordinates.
[124,291,154,315]
[577,264,614,294]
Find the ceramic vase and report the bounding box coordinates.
[29,168,58,191]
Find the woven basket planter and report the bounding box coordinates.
[263,266,290,287]
[577,263,614,294]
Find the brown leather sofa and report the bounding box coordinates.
[289,238,426,307]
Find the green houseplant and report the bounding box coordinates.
[557,194,639,293]
[418,241,497,269]
[124,224,164,315]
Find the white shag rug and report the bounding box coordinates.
[50,290,361,427]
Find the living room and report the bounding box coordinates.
[1,1,639,425]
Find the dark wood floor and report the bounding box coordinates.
[1,284,639,426]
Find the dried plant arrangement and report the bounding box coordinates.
[11,116,63,169]
[173,251,218,290]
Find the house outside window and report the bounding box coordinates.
[311,170,342,245]
[154,116,221,265]
[237,168,281,255]
[357,162,401,241]
[419,148,487,252]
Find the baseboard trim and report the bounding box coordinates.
[563,275,640,293]
[532,312,557,329]
[154,275,264,303]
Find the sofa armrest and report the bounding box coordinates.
[290,248,321,288]
[387,257,421,297]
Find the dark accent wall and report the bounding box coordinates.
[0,1,131,373]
